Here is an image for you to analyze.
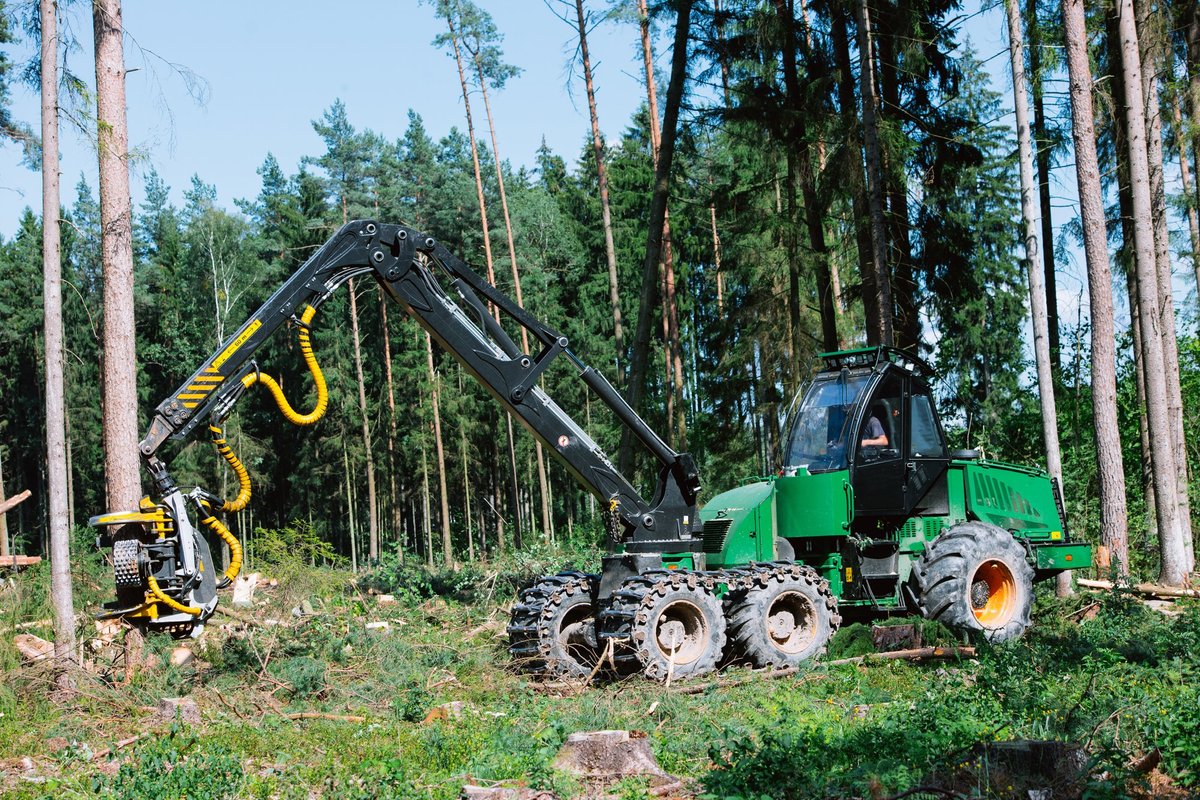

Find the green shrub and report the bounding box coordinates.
[97,726,244,800]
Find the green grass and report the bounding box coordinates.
[1,550,1197,799]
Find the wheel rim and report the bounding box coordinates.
[763,590,818,654]
[970,560,1017,627]
[653,599,709,665]
[555,601,597,667]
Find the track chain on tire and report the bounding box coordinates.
[507,570,599,677]
[724,561,842,667]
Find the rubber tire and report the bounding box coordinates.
[913,521,1034,643]
[617,573,726,681]
[508,573,599,678]
[727,565,839,668]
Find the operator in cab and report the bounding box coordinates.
[861,414,888,447]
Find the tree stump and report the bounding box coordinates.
[552,730,667,779]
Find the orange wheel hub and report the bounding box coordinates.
[970,560,1017,627]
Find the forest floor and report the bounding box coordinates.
[0,538,1198,799]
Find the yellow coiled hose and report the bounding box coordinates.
[200,511,243,583]
[147,575,201,616]
[239,304,328,425]
[207,304,326,583]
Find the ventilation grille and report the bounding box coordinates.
[702,517,734,553]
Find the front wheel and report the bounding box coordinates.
[912,522,1034,643]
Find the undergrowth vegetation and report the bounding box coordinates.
[0,544,1196,799]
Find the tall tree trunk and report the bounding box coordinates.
[461,428,473,561]
[620,0,693,478]
[343,441,357,573]
[93,0,140,512]
[878,35,919,352]
[1007,0,1070,595]
[43,0,76,673]
[853,0,894,345]
[713,0,732,107]
[425,333,453,566]
[445,11,522,544]
[474,55,553,543]
[1115,0,1187,585]
[0,451,7,558]
[575,0,626,384]
[421,440,432,566]
[1062,0,1129,575]
[347,278,378,562]
[831,9,880,342]
[637,0,687,450]
[1027,0,1061,373]
[1137,2,1193,572]
[380,291,403,557]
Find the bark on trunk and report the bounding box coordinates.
[43,0,77,671]
[1006,0,1070,595]
[1062,0,1129,574]
[575,0,626,384]
[853,0,894,345]
[1115,0,1188,585]
[94,0,140,511]
[620,0,693,478]
[878,35,919,352]
[1137,3,1193,572]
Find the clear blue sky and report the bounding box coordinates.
[0,0,650,237]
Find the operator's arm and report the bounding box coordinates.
[861,416,888,447]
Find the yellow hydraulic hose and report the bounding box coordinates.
[147,575,201,616]
[200,512,243,582]
[239,304,328,426]
[210,424,252,513]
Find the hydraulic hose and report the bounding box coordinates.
[239,304,328,426]
[210,424,251,513]
[147,575,201,616]
[200,512,243,583]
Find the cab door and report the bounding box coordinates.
[902,379,950,515]
[852,373,906,515]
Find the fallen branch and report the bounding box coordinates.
[213,605,264,626]
[821,646,976,667]
[282,712,366,723]
[0,489,32,516]
[92,731,151,761]
[0,617,53,634]
[670,665,807,695]
[1077,578,1199,599]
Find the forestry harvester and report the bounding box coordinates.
[88,220,1091,681]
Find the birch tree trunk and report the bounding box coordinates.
[1062,0,1129,575]
[43,0,76,672]
[1006,0,1070,595]
[575,0,625,384]
[93,0,140,512]
[1115,0,1188,585]
[853,0,894,346]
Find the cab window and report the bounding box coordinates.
[908,391,945,458]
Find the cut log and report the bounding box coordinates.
[822,646,976,667]
[13,633,54,662]
[1077,578,1199,598]
[0,555,43,569]
[0,490,32,516]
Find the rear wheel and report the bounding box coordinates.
[913,522,1033,642]
[727,563,840,668]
